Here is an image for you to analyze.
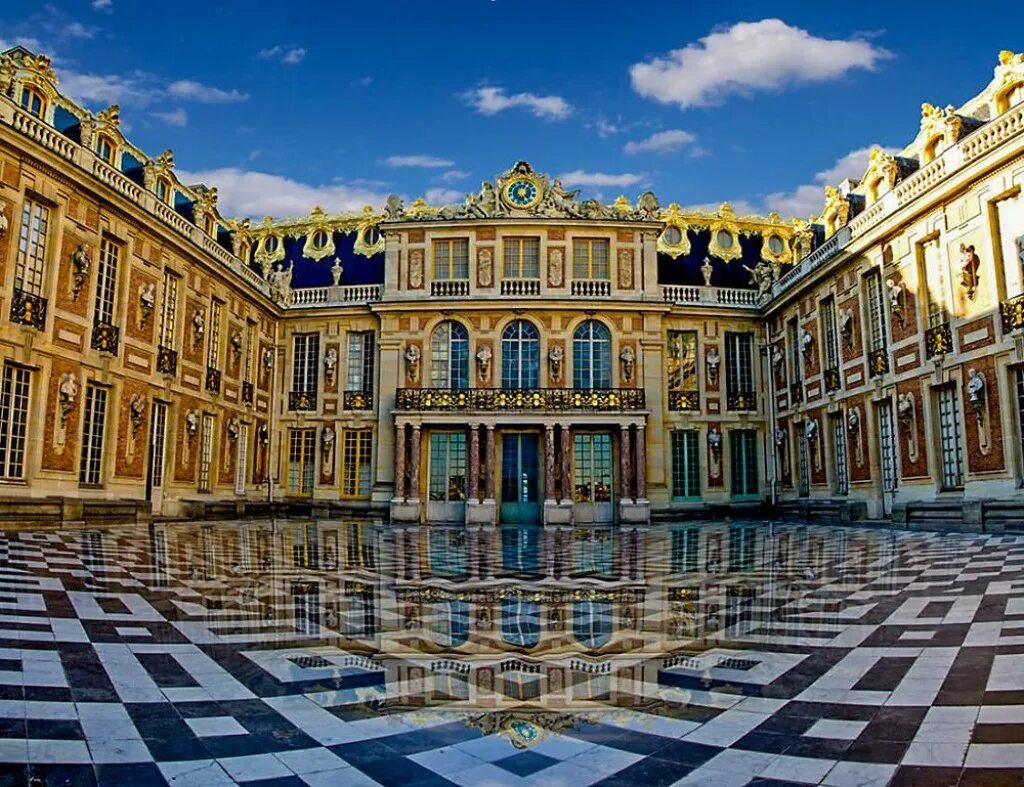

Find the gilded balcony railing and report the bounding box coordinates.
[924,323,953,359]
[241,381,254,405]
[289,390,316,412]
[868,348,889,377]
[667,390,700,411]
[157,345,178,376]
[205,366,222,394]
[1001,294,1024,334]
[395,387,645,412]
[823,366,842,394]
[10,289,47,330]
[343,390,374,411]
[90,321,120,354]
[726,390,757,412]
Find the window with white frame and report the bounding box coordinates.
[0,364,30,480]
[14,197,50,297]
[430,321,469,389]
[864,270,887,352]
[936,386,964,489]
[833,416,849,495]
[503,237,540,279]
[292,333,320,394]
[346,331,375,392]
[159,270,179,348]
[79,384,107,485]
[94,237,120,326]
[198,414,214,492]
[207,300,222,370]
[432,239,469,280]
[922,236,950,329]
[995,191,1024,298]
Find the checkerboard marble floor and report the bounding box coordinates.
[0,520,1023,786]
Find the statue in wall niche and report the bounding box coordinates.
[800,329,814,359]
[226,417,240,441]
[847,407,861,433]
[967,368,987,415]
[330,257,344,286]
[129,394,146,433]
[230,330,243,357]
[192,309,205,347]
[475,345,492,383]
[774,428,787,446]
[548,248,564,287]
[743,260,774,299]
[258,423,269,446]
[58,373,79,425]
[185,409,199,439]
[708,428,722,479]
[619,346,636,383]
[321,427,335,474]
[263,348,274,373]
[705,346,720,384]
[0,208,8,237]
[701,257,714,287]
[848,406,865,467]
[959,244,981,300]
[478,249,493,287]
[324,348,338,384]
[897,392,919,461]
[804,418,818,443]
[269,261,294,304]
[548,345,563,383]
[771,345,784,378]
[839,308,854,348]
[138,282,156,326]
[887,278,906,327]
[71,243,91,301]
[404,344,421,383]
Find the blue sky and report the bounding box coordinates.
[2,1,1021,220]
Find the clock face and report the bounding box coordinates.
[505,178,540,208]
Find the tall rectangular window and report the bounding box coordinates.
[670,430,700,500]
[14,197,50,297]
[667,330,698,393]
[0,364,30,479]
[833,416,849,495]
[797,425,810,497]
[503,237,540,278]
[995,192,1024,298]
[292,333,320,394]
[244,321,256,383]
[198,414,214,492]
[864,270,887,352]
[670,528,699,572]
[346,332,375,392]
[432,239,469,280]
[729,429,758,498]
[207,299,222,370]
[725,332,755,403]
[159,270,179,348]
[572,239,609,280]
[878,400,898,494]
[341,428,373,498]
[234,423,248,496]
[787,317,803,386]
[149,402,167,491]
[821,297,839,371]
[428,431,467,502]
[922,237,949,329]
[94,237,120,326]
[937,387,964,490]
[287,429,316,494]
[79,384,107,485]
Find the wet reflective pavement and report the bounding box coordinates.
[0,520,1022,786]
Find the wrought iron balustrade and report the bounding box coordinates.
[343,389,374,411]
[289,390,316,412]
[868,348,889,377]
[205,367,222,394]
[395,387,645,412]
[924,323,954,359]
[241,381,254,405]
[10,289,47,330]
[823,366,842,394]
[157,345,178,376]
[90,320,120,354]
[1001,293,1024,334]
[726,390,757,412]
[667,390,700,411]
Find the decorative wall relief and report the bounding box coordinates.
[475,345,492,383]
[324,347,338,385]
[404,343,421,384]
[705,346,720,386]
[478,248,494,288]
[548,345,563,384]
[848,406,864,467]
[708,428,722,480]
[138,282,156,327]
[182,408,199,468]
[619,346,636,384]
[262,348,274,374]
[192,309,205,348]
[887,278,906,327]
[548,247,564,287]
[408,249,424,289]
[897,392,918,462]
[966,368,989,451]
[771,345,785,382]
[617,249,634,290]
[125,393,147,462]
[959,243,981,301]
[230,330,243,359]
[804,418,820,471]
[58,373,78,428]
[0,206,7,238]
[839,308,854,348]
[70,243,91,301]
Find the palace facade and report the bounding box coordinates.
[2,45,1024,531]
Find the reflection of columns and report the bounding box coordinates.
[469,527,480,579]
[484,425,496,500]
[620,425,633,502]
[557,526,569,579]
[394,527,406,580]
[545,527,556,577]
[408,527,421,579]
[544,424,555,502]
[635,424,647,500]
[394,422,406,500]
[468,424,480,502]
[560,424,572,504]
[483,525,495,579]
[636,528,647,581]
[409,425,421,501]
[620,528,633,581]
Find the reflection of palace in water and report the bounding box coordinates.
[139,519,900,713]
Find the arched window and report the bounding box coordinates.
[95,135,115,164]
[573,599,612,648]
[573,320,611,388]
[20,87,45,118]
[430,321,469,389]
[502,597,540,648]
[501,320,539,389]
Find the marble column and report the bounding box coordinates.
[394,422,406,500]
[560,424,572,504]
[620,425,633,503]
[484,425,496,500]
[409,425,421,502]
[544,424,555,502]
[635,424,647,500]
[468,424,480,502]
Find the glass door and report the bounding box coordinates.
[146,402,168,513]
[573,432,614,523]
[500,432,540,523]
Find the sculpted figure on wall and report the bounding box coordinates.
[619,346,636,384]
[138,282,156,326]
[548,248,564,287]
[478,248,493,287]
[71,243,91,301]
[548,345,563,384]
[404,344,421,383]
[58,373,78,425]
[324,348,338,385]
[897,392,918,462]
[705,346,720,385]
[959,244,981,300]
[475,345,492,383]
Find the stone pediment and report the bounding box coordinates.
[382,160,661,223]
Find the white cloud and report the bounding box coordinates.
[257,45,305,65]
[61,22,95,39]
[153,108,187,127]
[763,144,899,217]
[624,129,696,155]
[558,170,644,189]
[0,36,44,52]
[58,71,157,106]
[176,168,389,218]
[629,18,890,109]
[683,199,762,215]
[593,118,623,137]
[167,79,248,104]
[440,169,470,183]
[91,0,113,10]
[425,188,463,204]
[463,86,573,120]
[384,155,454,168]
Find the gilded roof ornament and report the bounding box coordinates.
[96,104,121,128]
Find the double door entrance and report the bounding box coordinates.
[500,433,540,524]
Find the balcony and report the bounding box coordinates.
[661,285,759,309]
[395,387,645,412]
[241,381,254,405]
[289,390,316,412]
[571,279,611,297]
[431,279,470,297]
[726,390,757,412]
[157,345,178,376]
[823,367,842,394]
[924,323,953,359]
[1001,293,1024,334]
[868,348,889,377]
[205,366,222,394]
[288,284,382,307]
[10,289,47,330]
[343,389,374,411]
[500,278,541,297]
[667,390,700,411]
[90,321,120,354]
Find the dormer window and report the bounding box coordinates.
[204,215,217,238]
[662,226,683,245]
[264,236,279,254]
[716,230,733,250]
[997,82,1024,114]
[95,135,115,164]
[766,234,784,256]
[20,87,45,118]
[156,178,172,205]
[923,136,943,163]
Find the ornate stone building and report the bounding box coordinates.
[1,44,1024,530]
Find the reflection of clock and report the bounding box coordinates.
[504,177,541,209]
